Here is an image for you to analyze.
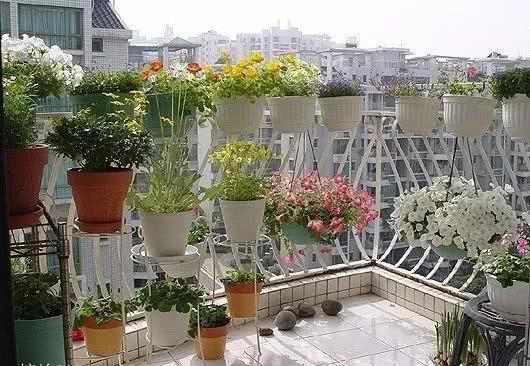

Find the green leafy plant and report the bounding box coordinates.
[3,76,36,148]
[12,273,62,320]
[490,68,530,101]
[262,54,319,97]
[74,296,136,328]
[188,220,210,245]
[46,95,153,171]
[188,304,230,338]
[220,268,267,285]
[133,278,204,313]
[448,82,484,96]
[383,79,419,97]
[72,70,144,95]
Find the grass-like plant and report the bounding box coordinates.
[71,70,144,95]
[12,273,62,320]
[220,268,267,285]
[74,296,136,328]
[133,278,204,313]
[319,77,364,98]
[3,77,36,148]
[490,68,530,101]
[188,304,230,338]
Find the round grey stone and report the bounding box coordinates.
[283,305,298,318]
[259,327,274,336]
[321,299,342,316]
[274,310,297,330]
[297,302,316,318]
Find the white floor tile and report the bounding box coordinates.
[129,350,176,365]
[342,350,427,366]
[399,342,436,366]
[176,349,258,366]
[360,318,435,349]
[292,310,356,337]
[245,338,338,365]
[341,300,412,328]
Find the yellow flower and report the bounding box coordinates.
[222,65,233,75]
[243,66,258,78]
[266,61,281,74]
[238,59,250,68]
[249,51,264,64]
[231,66,244,78]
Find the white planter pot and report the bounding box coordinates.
[396,96,440,135]
[214,97,265,135]
[139,210,194,257]
[486,274,528,323]
[318,96,364,132]
[502,93,530,140]
[442,95,495,137]
[267,96,317,133]
[146,309,190,347]
[220,199,265,243]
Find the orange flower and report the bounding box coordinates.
[187,63,202,75]
[150,60,163,72]
[141,69,151,80]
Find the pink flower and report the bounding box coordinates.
[517,238,528,257]
[308,220,326,235]
[320,244,333,254]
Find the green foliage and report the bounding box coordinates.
[12,273,62,320]
[74,296,136,328]
[3,63,65,98]
[479,250,530,287]
[133,278,204,313]
[319,77,364,98]
[3,77,36,148]
[262,54,319,97]
[490,68,530,101]
[384,80,419,97]
[188,220,210,245]
[188,304,230,338]
[72,70,143,95]
[220,268,267,285]
[448,82,484,96]
[47,98,154,171]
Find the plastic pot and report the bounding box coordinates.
[193,324,229,360]
[220,199,265,243]
[395,96,440,135]
[502,93,530,140]
[267,96,317,133]
[139,210,194,257]
[146,308,190,347]
[15,315,65,365]
[318,95,364,132]
[443,95,495,137]
[224,282,263,318]
[215,97,265,135]
[82,317,124,357]
[486,274,528,323]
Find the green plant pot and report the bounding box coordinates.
[281,223,319,247]
[70,93,134,117]
[145,93,195,138]
[430,243,468,260]
[16,315,65,365]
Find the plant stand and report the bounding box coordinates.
[9,202,72,366]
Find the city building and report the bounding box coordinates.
[189,30,230,65]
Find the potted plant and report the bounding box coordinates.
[384,79,441,135]
[221,268,266,318]
[133,278,204,347]
[47,102,153,233]
[13,273,65,365]
[318,76,364,132]
[70,70,144,116]
[442,82,495,137]
[478,215,530,322]
[264,54,319,133]
[188,304,230,360]
[208,141,270,242]
[391,176,518,259]
[491,68,530,140]
[264,174,378,256]
[75,296,136,357]
[207,52,266,135]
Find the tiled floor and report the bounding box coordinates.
[130,295,436,366]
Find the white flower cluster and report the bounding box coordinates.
[1,34,84,89]
[391,176,518,257]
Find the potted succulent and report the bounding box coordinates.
[208,141,270,242]
[478,215,530,322]
[384,78,440,135]
[442,82,495,137]
[75,296,136,357]
[491,68,530,140]
[70,70,144,117]
[391,176,518,259]
[188,304,230,360]
[264,54,319,133]
[47,102,153,233]
[318,76,364,132]
[13,273,64,365]
[133,278,204,347]
[221,268,266,318]
[207,51,267,134]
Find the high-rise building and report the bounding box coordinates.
[189,30,231,65]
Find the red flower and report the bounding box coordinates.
[150,60,163,72]
[71,328,84,342]
[187,63,202,75]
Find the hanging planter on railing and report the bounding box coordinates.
[395,96,440,135]
[214,97,265,135]
[268,96,317,133]
[318,78,364,132]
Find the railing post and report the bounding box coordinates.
[372,115,383,260]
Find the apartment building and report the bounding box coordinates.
[189,30,230,65]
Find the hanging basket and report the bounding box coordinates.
[267,96,317,133]
[502,93,530,140]
[318,95,364,132]
[396,96,440,135]
[442,95,495,137]
[70,93,134,117]
[145,93,195,137]
[214,97,265,135]
[430,242,468,260]
[281,223,319,247]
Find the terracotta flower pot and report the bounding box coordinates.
[224,282,263,318]
[67,168,132,233]
[193,325,229,360]
[6,145,48,229]
[82,318,124,357]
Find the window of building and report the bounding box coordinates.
[18,4,83,50]
[291,37,298,43]
[273,36,279,42]
[1,2,10,35]
[362,75,367,82]
[92,37,103,52]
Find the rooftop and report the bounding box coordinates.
[92,0,126,29]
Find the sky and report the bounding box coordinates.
[115,0,530,59]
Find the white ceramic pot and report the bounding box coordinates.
[146,309,190,347]
[502,93,530,140]
[442,95,495,137]
[139,210,194,257]
[318,96,364,132]
[214,97,265,135]
[267,96,317,133]
[220,199,265,243]
[396,96,440,135]
[486,274,528,323]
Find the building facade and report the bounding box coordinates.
[189,30,230,65]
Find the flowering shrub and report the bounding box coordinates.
[319,77,364,98]
[264,175,378,245]
[262,54,319,97]
[391,176,518,257]
[1,34,84,97]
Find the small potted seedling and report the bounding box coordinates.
[221,268,266,318]
[188,304,231,360]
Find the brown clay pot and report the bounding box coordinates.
[82,318,123,357]
[224,282,263,318]
[193,324,229,360]
[6,145,48,229]
[67,168,132,233]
